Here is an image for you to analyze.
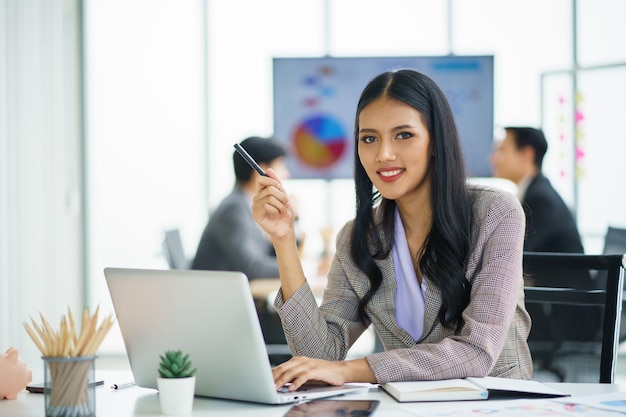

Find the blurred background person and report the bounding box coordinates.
[491,126,584,254]
[491,127,598,344]
[191,136,291,279]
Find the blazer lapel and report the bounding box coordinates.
[419,280,442,342]
[375,253,436,346]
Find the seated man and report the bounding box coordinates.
[492,127,596,343]
[491,126,584,255]
[191,136,290,279]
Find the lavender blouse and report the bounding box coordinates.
[392,208,427,341]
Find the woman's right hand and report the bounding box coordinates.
[252,168,296,244]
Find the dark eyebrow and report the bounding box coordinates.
[392,124,417,131]
[359,124,417,135]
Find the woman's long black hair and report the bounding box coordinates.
[351,69,474,333]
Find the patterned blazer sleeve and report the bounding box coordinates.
[274,234,370,360]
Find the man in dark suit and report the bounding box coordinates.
[491,127,584,255]
[191,136,290,279]
[491,127,594,346]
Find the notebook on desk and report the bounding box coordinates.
[104,267,366,404]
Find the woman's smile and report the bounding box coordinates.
[377,167,406,182]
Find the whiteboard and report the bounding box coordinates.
[273,56,494,179]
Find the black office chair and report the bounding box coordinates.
[523,252,625,383]
[163,229,190,269]
[602,226,626,342]
[604,226,626,256]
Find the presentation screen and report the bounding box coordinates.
[273,55,494,179]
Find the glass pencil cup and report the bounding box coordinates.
[43,355,97,417]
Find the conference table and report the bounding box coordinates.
[3,370,626,417]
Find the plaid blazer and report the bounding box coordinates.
[275,185,533,383]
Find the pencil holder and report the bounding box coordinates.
[43,355,97,417]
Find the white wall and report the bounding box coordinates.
[83,0,207,352]
[0,0,84,365]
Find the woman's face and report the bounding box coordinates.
[357,97,432,203]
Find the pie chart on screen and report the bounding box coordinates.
[292,115,348,169]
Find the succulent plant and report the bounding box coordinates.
[158,350,197,378]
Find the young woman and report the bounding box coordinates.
[252,69,532,391]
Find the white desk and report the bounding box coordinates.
[2,371,626,417]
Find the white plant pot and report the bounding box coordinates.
[157,376,196,415]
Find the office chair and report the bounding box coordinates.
[163,229,190,269]
[602,226,626,342]
[523,252,625,383]
[604,226,626,256]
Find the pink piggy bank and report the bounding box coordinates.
[0,347,32,399]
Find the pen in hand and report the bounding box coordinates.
[234,143,268,177]
[111,382,136,390]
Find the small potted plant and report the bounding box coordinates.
[156,350,197,415]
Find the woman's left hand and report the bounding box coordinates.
[272,356,347,391]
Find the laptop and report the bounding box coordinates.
[104,267,367,404]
